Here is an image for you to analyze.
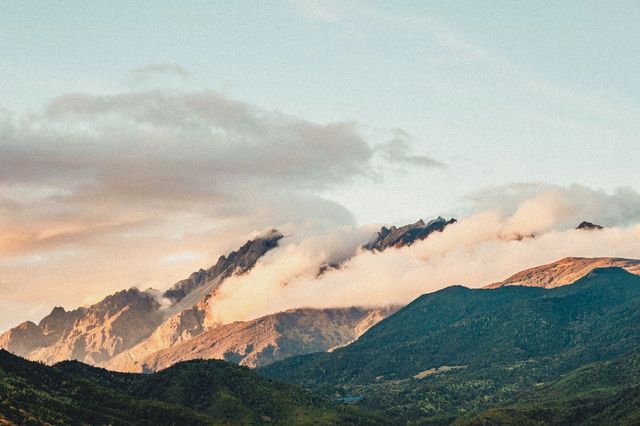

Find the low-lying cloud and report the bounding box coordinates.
[207,184,640,323]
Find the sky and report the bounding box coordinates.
[1,1,640,331]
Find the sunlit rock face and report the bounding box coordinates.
[0,231,284,366]
[1,228,397,371]
[485,256,640,289]
[163,229,283,303]
[106,306,399,373]
[2,289,164,365]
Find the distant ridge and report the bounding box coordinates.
[576,221,604,230]
[485,256,640,289]
[363,216,456,251]
[106,306,398,372]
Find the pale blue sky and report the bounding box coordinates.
[2,0,640,224]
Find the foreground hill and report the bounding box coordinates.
[106,306,397,372]
[0,349,382,425]
[263,267,640,424]
[456,350,640,425]
[485,256,640,289]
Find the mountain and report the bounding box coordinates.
[262,266,640,424]
[0,349,382,425]
[0,230,284,365]
[0,289,163,365]
[363,216,456,251]
[576,221,604,230]
[1,228,398,372]
[106,306,398,372]
[485,256,640,289]
[163,229,283,303]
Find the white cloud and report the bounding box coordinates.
[207,184,640,323]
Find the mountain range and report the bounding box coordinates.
[3,217,640,424]
[263,266,640,424]
[2,218,455,371]
[2,259,640,424]
[1,219,634,373]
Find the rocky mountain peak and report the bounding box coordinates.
[364,216,456,251]
[0,228,286,367]
[163,230,283,303]
[576,221,604,230]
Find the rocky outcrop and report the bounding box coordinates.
[363,217,456,251]
[576,221,604,230]
[485,257,640,289]
[106,306,399,372]
[0,321,45,357]
[27,289,164,365]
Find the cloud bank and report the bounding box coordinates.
[207,183,640,323]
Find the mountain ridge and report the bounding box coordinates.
[0,231,285,365]
[485,256,640,289]
[262,266,640,423]
[106,306,398,372]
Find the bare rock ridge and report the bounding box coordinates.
[163,229,283,303]
[106,306,399,372]
[0,230,284,365]
[576,221,604,230]
[486,256,640,289]
[1,288,163,364]
[364,216,456,251]
[0,216,460,370]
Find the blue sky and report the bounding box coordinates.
[3,1,639,225]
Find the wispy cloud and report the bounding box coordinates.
[128,63,192,86]
[377,129,446,169]
[288,0,345,23]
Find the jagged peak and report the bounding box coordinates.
[576,221,604,230]
[163,229,283,303]
[364,216,456,252]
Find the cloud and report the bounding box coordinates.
[289,0,344,23]
[377,129,445,169]
[0,89,375,254]
[206,184,640,324]
[466,183,640,233]
[129,63,191,85]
